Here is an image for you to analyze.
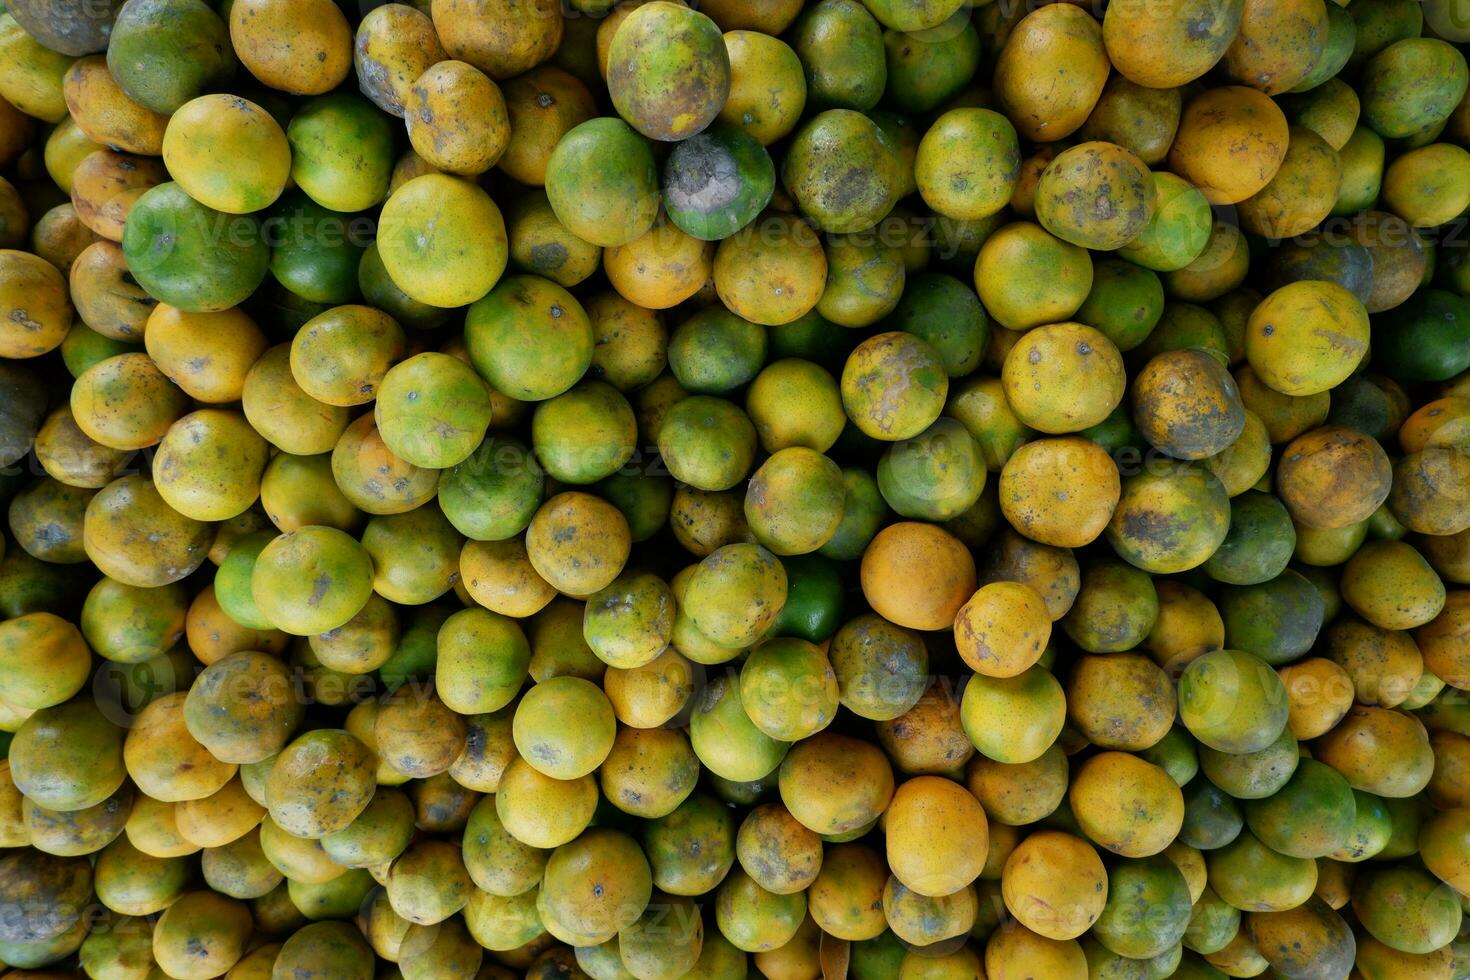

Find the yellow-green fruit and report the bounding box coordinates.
[264,729,375,839]
[377,174,508,308]
[436,607,531,715]
[1179,648,1291,754]
[1035,141,1155,251]
[960,665,1067,765]
[537,827,652,946]
[153,409,269,522]
[250,527,373,636]
[495,755,598,849]
[841,331,948,441]
[684,542,788,648]
[83,474,213,588]
[745,358,845,453]
[599,726,700,820]
[162,95,291,214]
[689,672,790,783]
[1001,829,1107,940]
[778,732,895,837]
[150,891,253,980]
[512,676,617,780]
[1069,751,1184,858]
[1002,322,1125,434]
[1106,461,1231,574]
[386,839,473,925]
[403,59,510,176]
[915,108,1020,221]
[583,572,674,669]
[1246,281,1369,397]
[0,612,91,710]
[11,698,127,811]
[885,775,988,898]
[0,248,73,360]
[606,1,731,142]
[744,447,846,556]
[373,352,492,469]
[183,650,303,765]
[975,221,1093,331]
[739,638,839,742]
[524,491,631,596]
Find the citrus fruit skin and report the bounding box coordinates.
[722,27,807,144]
[1360,37,1468,140]
[668,306,768,395]
[376,174,508,309]
[783,109,903,233]
[1092,855,1192,958]
[1246,281,1370,397]
[162,95,287,215]
[745,446,847,555]
[105,0,234,114]
[915,109,1019,224]
[1132,348,1246,460]
[686,542,789,649]
[994,4,1110,143]
[250,526,374,636]
[286,92,396,213]
[465,274,594,403]
[374,352,492,470]
[1034,141,1154,251]
[230,0,351,97]
[403,60,509,177]
[739,637,838,741]
[662,124,775,241]
[3,2,1470,972]
[1168,86,1289,205]
[975,221,1094,331]
[497,65,596,186]
[860,521,975,632]
[1276,425,1393,530]
[1179,649,1291,754]
[153,408,270,522]
[436,435,543,542]
[1104,0,1244,89]
[1373,290,1470,383]
[1237,125,1341,240]
[1002,323,1125,435]
[606,2,731,143]
[0,249,72,360]
[998,436,1118,548]
[120,183,270,314]
[1107,461,1232,575]
[0,612,91,711]
[657,395,759,493]
[544,117,660,248]
[841,331,948,442]
[770,555,844,643]
[266,191,367,305]
[1117,172,1211,272]
[513,675,617,780]
[83,473,213,587]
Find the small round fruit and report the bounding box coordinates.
[250,527,374,636]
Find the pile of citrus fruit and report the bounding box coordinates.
[1,0,1470,977]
